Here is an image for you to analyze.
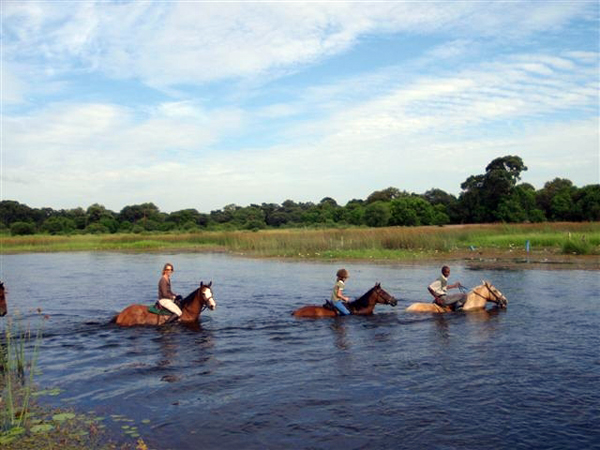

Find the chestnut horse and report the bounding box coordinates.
[0,282,6,317]
[292,283,397,318]
[405,281,507,313]
[114,282,215,327]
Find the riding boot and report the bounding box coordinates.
[165,314,179,324]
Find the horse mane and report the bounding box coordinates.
[349,285,377,310]
[179,287,200,308]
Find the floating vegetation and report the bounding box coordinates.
[1,318,151,449]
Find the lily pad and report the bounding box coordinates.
[52,412,76,422]
[31,423,55,433]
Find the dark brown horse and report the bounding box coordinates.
[0,282,6,317]
[114,282,215,327]
[292,283,397,318]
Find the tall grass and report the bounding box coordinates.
[1,317,43,442]
[1,222,599,258]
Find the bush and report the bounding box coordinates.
[561,238,592,255]
[10,222,36,236]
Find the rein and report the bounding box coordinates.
[471,285,501,303]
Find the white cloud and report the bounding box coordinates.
[1,1,597,212]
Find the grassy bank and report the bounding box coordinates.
[1,223,599,264]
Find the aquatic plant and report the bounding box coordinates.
[0,316,42,440]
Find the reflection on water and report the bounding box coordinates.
[330,319,349,350]
[1,253,599,450]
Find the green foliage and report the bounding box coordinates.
[364,201,390,227]
[1,156,599,232]
[10,222,36,236]
[561,238,592,255]
[1,317,43,436]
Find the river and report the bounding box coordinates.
[1,252,599,449]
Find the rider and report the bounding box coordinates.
[157,262,183,323]
[428,265,466,310]
[329,268,351,316]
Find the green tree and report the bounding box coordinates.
[40,217,76,235]
[458,155,528,223]
[572,184,600,221]
[389,197,435,226]
[0,200,42,227]
[536,178,576,221]
[366,187,403,204]
[364,201,390,227]
[119,203,161,226]
[342,200,365,226]
[10,221,36,235]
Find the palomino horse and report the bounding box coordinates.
[114,282,215,327]
[292,283,397,318]
[0,282,6,317]
[405,281,507,313]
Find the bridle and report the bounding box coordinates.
[200,287,214,312]
[374,285,396,306]
[472,283,505,306]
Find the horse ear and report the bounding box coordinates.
[208,281,212,287]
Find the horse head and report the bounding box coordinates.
[0,281,6,317]
[482,280,508,308]
[373,283,397,307]
[200,281,216,310]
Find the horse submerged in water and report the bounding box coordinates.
[0,282,6,317]
[292,283,397,318]
[405,281,507,313]
[113,282,215,327]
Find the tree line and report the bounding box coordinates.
[2,155,599,236]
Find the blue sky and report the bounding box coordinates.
[1,1,598,213]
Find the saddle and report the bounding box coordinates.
[149,296,183,315]
[148,304,171,315]
[322,301,341,315]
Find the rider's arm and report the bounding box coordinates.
[334,285,349,302]
[448,281,463,290]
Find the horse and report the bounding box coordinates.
[113,282,215,327]
[0,282,6,317]
[405,281,507,313]
[292,283,397,318]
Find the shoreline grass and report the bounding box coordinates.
[1,223,598,266]
[1,316,148,449]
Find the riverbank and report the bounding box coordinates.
[1,223,598,269]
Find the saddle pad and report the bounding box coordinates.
[148,305,172,315]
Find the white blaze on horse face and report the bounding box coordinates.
[204,288,216,310]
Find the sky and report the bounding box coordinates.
[1,1,599,214]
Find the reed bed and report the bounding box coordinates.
[1,222,598,259]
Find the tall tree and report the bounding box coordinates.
[459,155,528,223]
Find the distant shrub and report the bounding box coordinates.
[10,221,36,235]
[85,223,109,234]
[561,238,592,255]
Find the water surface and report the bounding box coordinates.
[1,253,599,449]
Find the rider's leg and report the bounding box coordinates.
[444,293,466,310]
[158,298,183,322]
[333,300,351,315]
